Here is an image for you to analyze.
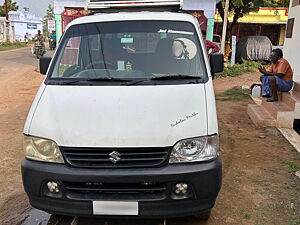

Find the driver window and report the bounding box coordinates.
[57,37,81,77]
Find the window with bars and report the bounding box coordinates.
[286,18,295,38]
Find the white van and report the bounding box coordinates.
[22,0,223,220]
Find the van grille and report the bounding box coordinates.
[64,182,167,201]
[60,146,171,168]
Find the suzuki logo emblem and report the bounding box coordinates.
[109,151,121,164]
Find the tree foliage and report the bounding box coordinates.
[44,4,54,21]
[0,0,19,17]
[43,4,54,35]
[263,0,290,8]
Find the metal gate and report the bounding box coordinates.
[61,7,90,33]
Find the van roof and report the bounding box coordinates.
[67,12,197,29]
[86,0,183,11]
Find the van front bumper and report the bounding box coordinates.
[21,158,222,218]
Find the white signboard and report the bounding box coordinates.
[48,20,56,32]
[231,35,237,67]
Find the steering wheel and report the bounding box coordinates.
[85,60,115,70]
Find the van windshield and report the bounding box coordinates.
[48,21,206,84]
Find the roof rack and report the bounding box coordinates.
[86,0,183,12]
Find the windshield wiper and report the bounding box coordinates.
[54,77,131,85]
[55,80,84,85]
[86,77,131,82]
[126,74,201,86]
[57,75,200,86]
[150,74,201,80]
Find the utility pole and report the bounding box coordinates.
[5,0,8,20]
[220,0,230,54]
[5,0,10,42]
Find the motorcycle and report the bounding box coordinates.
[49,37,56,51]
[33,40,46,59]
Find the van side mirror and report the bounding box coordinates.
[39,57,52,75]
[210,53,224,79]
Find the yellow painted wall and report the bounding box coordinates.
[279,25,286,46]
[215,8,288,23]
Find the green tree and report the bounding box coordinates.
[43,4,54,35]
[263,0,290,8]
[0,0,19,17]
[216,0,290,38]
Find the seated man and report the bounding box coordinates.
[259,49,293,102]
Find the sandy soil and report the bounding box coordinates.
[0,69,299,225]
[0,67,44,225]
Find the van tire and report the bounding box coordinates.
[194,210,211,220]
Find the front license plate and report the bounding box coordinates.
[93,201,139,215]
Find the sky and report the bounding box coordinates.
[0,0,53,18]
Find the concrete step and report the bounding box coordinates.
[293,82,300,92]
[247,104,276,128]
[281,91,300,113]
[260,99,294,128]
[247,83,300,128]
[261,98,293,119]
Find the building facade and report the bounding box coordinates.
[0,17,5,42]
[214,8,288,46]
[8,11,43,42]
[0,17,17,42]
[54,0,86,44]
[284,0,300,82]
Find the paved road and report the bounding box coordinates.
[0,47,53,81]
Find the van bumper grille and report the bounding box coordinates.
[59,146,171,168]
[64,182,167,201]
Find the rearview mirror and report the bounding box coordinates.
[39,57,52,75]
[210,53,224,79]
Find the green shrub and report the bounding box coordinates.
[216,60,262,78]
[0,41,27,51]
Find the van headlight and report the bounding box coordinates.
[169,135,219,163]
[24,135,64,163]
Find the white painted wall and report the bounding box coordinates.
[183,0,219,19]
[10,21,42,41]
[54,0,86,14]
[284,3,300,82]
[8,11,43,42]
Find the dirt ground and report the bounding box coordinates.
[213,72,261,95]
[0,69,299,225]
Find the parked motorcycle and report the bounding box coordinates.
[49,37,56,51]
[33,40,46,59]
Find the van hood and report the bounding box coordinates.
[29,84,208,147]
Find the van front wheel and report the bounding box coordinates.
[194,210,211,220]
